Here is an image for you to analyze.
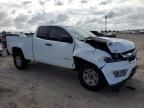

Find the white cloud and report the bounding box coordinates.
[0,0,144,31]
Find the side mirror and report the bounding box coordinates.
[61,35,73,43]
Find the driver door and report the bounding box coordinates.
[45,26,74,69]
[33,26,74,69]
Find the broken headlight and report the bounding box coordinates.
[112,53,120,59]
[104,57,115,63]
[104,53,121,63]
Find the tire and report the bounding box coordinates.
[7,49,10,55]
[79,63,106,91]
[13,51,28,70]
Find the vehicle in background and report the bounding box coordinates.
[0,33,2,43]
[6,33,27,37]
[7,25,137,91]
[24,33,34,37]
[91,31,116,38]
[0,44,3,56]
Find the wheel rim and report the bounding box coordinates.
[83,69,99,86]
[15,56,22,67]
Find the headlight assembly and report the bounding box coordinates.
[113,69,128,77]
[104,57,115,63]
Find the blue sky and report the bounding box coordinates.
[0,0,144,32]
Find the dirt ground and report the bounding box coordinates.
[0,33,144,108]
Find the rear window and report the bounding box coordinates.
[37,26,50,39]
[49,26,70,42]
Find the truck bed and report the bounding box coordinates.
[7,36,34,60]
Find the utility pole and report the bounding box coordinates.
[105,15,107,32]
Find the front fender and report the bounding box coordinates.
[73,41,110,68]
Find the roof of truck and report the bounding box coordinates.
[38,25,73,28]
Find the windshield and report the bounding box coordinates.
[67,26,96,40]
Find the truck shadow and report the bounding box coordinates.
[14,62,144,107]
[26,62,144,92]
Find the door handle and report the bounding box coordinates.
[45,43,52,46]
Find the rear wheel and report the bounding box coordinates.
[13,51,28,70]
[79,63,106,91]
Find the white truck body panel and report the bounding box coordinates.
[102,60,137,85]
[7,37,34,60]
[101,37,135,53]
[73,39,110,68]
[33,36,74,69]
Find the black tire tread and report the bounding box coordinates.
[13,51,28,70]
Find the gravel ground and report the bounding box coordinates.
[0,33,144,108]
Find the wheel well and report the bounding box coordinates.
[73,56,97,70]
[74,56,108,85]
[12,47,23,56]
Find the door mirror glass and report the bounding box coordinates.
[61,35,73,43]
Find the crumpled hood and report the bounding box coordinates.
[100,37,135,53]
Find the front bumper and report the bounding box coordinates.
[101,59,137,86]
[111,66,137,87]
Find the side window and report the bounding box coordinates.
[49,27,72,42]
[37,26,50,39]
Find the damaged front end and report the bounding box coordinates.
[84,37,137,63]
[82,36,137,85]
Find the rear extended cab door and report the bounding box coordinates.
[33,26,75,69]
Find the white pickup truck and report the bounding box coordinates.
[7,25,137,91]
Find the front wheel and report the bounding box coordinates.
[13,52,28,70]
[79,64,106,91]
